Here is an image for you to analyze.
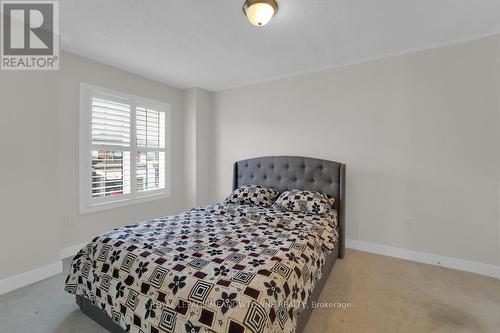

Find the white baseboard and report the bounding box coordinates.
[346,239,500,279]
[0,261,63,295]
[60,242,87,260]
[0,242,85,296]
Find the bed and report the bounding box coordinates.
[65,156,346,333]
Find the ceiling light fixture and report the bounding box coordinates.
[243,0,278,27]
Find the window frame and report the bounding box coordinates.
[79,83,171,214]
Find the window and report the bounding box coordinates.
[79,84,171,213]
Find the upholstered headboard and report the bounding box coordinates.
[232,156,346,258]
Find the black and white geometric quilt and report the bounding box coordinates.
[65,203,338,333]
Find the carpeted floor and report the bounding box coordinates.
[1,249,499,333]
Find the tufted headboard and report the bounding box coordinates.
[232,156,346,258]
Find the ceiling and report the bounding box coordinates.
[60,0,500,91]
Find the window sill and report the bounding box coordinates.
[79,191,171,215]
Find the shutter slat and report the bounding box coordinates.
[92,100,130,112]
[92,107,130,116]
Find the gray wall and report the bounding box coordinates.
[58,53,191,248]
[0,71,60,280]
[0,52,192,280]
[1,36,499,282]
[194,89,215,206]
[213,36,500,266]
[183,88,216,207]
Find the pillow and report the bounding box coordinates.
[224,185,280,207]
[274,190,335,215]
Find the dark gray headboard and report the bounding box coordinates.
[232,156,346,258]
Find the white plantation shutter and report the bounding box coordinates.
[91,150,131,198]
[136,107,165,148]
[91,97,131,146]
[80,84,171,213]
[136,106,166,193]
[90,96,132,199]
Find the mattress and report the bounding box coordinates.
[65,203,339,333]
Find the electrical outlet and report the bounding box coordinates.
[405,217,416,229]
[69,214,77,224]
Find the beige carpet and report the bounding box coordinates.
[0,250,499,333]
[305,249,500,333]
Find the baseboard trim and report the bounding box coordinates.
[60,242,87,260]
[0,261,63,295]
[346,239,500,279]
[0,242,86,296]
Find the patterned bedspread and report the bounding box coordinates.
[65,203,338,333]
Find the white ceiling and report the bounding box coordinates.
[60,0,500,91]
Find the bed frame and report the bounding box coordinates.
[76,155,346,333]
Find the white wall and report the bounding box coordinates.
[213,36,500,267]
[0,51,191,281]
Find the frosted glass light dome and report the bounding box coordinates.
[243,0,278,26]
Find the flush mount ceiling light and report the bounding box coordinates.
[243,0,278,26]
